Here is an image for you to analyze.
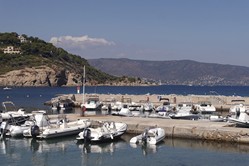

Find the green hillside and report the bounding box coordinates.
[0,32,118,84]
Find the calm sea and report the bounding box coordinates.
[1,85,249,166]
[1,85,249,110]
[1,135,249,166]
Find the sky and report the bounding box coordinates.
[0,0,249,67]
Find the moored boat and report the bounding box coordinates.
[23,113,91,139]
[76,121,127,143]
[130,127,165,145]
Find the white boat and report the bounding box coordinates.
[51,99,74,114]
[140,100,154,116]
[155,98,174,116]
[76,121,127,142]
[228,99,247,119]
[195,101,216,114]
[129,102,144,117]
[130,127,165,145]
[228,107,249,127]
[1,101,28,120]
[0,118,35,138]
[147,112,171,119]
[170,102,200,120]
[23,114,91,139]
[83,96,102,110]
[23,111,53,138]
[81,95,102,116]
[112,104,133,117]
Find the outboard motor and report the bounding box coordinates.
[236,107,240,118]
[83,128,91,144]
[31,125,40,138]
[0,121,8,140]
[141,129,148,145]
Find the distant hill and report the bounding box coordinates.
[88,58,249,86]
[0,33,138,86]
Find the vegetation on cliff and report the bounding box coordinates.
[0,32,140,86]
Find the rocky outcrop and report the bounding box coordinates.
[0,66,81,86]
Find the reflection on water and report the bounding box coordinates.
[1,135,249,166]
[130,143,159,156]
[164,137,249,154]
[77,139,127,154]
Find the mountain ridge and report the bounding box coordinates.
[88,58,249,86]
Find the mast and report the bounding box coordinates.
[82,65,86,105]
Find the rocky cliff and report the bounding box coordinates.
[0,32,122,87]
[0,66,82,86]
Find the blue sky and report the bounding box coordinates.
[1,0,249,67]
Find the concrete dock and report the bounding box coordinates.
[49,93,249,144]
[72,93,249,111]
[62,113,249,144]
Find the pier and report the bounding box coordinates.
[61,114,249,144]
[70,93,249,111]
[48,93,249,144]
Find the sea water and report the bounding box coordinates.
[1,86,249,166]
[1,85,249,110]
[1,135,249,166]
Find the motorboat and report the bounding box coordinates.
[1,101,28,121]
[140,100,154,116]
[170,112,200,120]
[209,114,226,122]
[76,121,127,143]
[129,102,144,117]
[130,127,165,145]
[51,99,74,114]
[195,101,216,114]
[50,94,76,113]
[228,99,247,119]
[155,98,174,116]
[170,102,200,120]
[112,104,133,117]
[0,115,34,138]
[228,107,249,127]
[23,114,91,139]
[38,118,91,139]
[101,97,117,110]
[23,111,53,138]
[147,109,171,119]
[83,96,102,110]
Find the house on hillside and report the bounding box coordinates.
[3,46,21,54]
[18,35,27,43]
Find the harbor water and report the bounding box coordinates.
[1,135,249,166]
[1,85,249,165]
[1,85,249,110]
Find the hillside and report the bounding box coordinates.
[0,33,135,86]
[88,58,249,86]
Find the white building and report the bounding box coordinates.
[3,46,21,54]
[18,35,27,43]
